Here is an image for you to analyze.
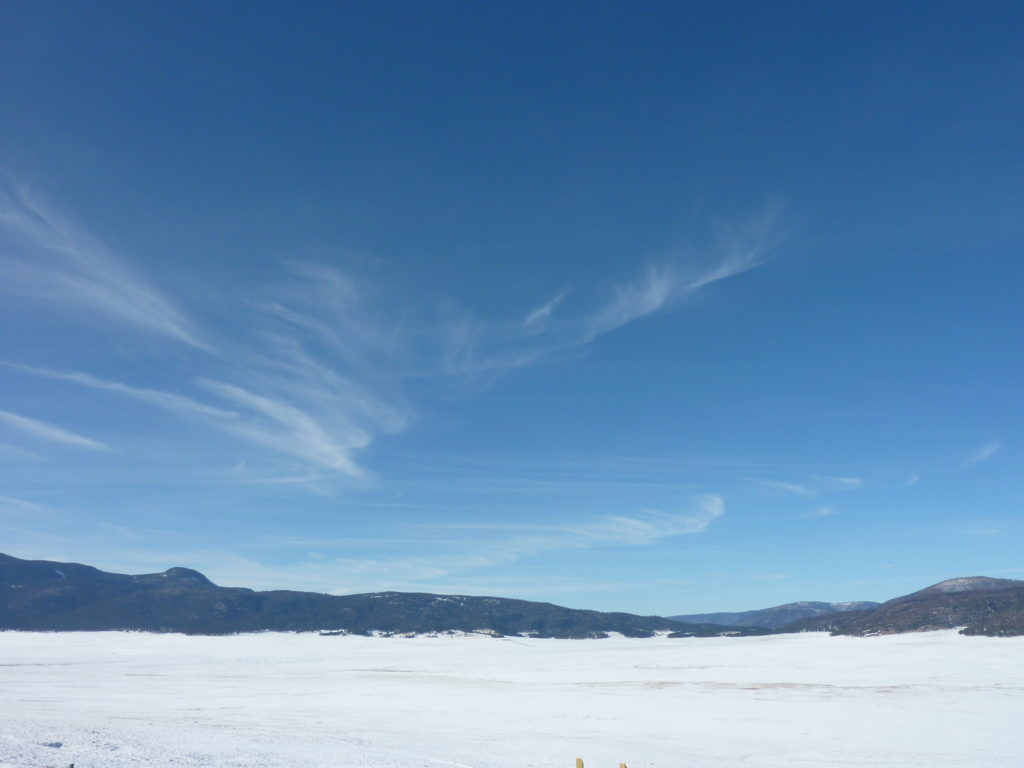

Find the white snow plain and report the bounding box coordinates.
[1,630,1021,768]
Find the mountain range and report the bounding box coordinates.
[669,600,880,629]
[782,576,1024,637]
[0,553,762,638]
[4,553,1021,638]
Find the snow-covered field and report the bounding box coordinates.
[1,630,1020,768]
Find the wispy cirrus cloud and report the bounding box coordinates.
[327,496,724,592]
[523,289,568,333]
[0,180,207,349]
[559,494,725,545]
[962,440,1002,469]
[748,478,815,496]
[0,494,48,511]
[0,408,108,451]
[9,365,236,419]
[199,379,370,478]
[808,505,837,518]
[10,365,381,480]
[1,181,777,484]
[826,476,863,489]
[432,212,778,383]
[452,494,725,548]
[585,257,756,340]
[7,495,725,594]
[4,255,412,480]
[582,208,777,341]
[256,495,728,592]
[750,474,864,496]
[586,263,680,338]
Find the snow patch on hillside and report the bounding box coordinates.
[927,577,1012,593]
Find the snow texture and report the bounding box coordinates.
[927,577,1007,593]
[0,630,1021,767]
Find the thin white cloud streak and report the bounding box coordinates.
[420,495,725,567]
[208,265,413,477]
[831,476,863,489]
[523,289,568,332]
[563,494,725,546]
[200,379,368,478]
[432,257,769,383]
[576,247,767,344]
[750,475,863,517]
[0,494,47,511]
[749,478,814,496]
[809,505,837,518]
[583,210,776,341]
[10,365,374,479]
[263,262,407,377]
[962,440,1003,468]
[286,490,726,591]
[0,181,207,349]
[242,327,409,435]
[8,496,725,594]
[9,365,237,420]
[586,263,679,338]
[423,205,779,385]
[905,474,920,487]
[0,408,108,451]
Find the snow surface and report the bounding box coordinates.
[926,577,1009,593]
[1,630,1021,767]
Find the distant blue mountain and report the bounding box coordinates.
[0,552,764,638]
[669,600,881,629]
[787,577,1024,637]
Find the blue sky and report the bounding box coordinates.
[0,1,1022,614]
